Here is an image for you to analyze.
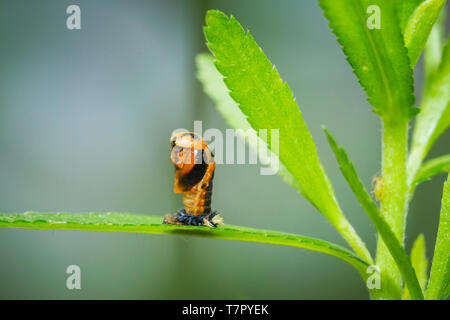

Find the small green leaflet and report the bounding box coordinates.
[404,0,447,67]
[414,154,450,186]
[426,175,450,299]
[423,9,446,82]
[403,234,428,299]
[397,0,424,31]
[408,41,450,184]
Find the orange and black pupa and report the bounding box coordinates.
[163,131,223,227]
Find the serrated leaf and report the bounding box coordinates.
[0,212,370,279]
[196,53,300,191]
[403,234,428,299]
[203,10,372,264]
[426,174,450,299]
[413,154,450,186]
[404,0,447,67]
[324,127,424,299]
[203,11,335,223]
[318,0,415,120]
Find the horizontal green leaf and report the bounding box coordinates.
[403,234,428,299]
[414,154,450,185]
[324,127,424,299]
[196,53,301,192]
[0,212,370,278]
[408,40,450,184]
[203,10,372,264]
[426,174,450,299]
[404,0,447,67]
[319,0,415,120]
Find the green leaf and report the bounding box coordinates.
[426,174,450,299]
[318,0,416,120]
[196,53,300,192]
[397,0,425,31]
[408,40,450,184]
[424,9,446,82]
[0,212,370,279]
[404,0,447,67]
[413,154,450,185]
[203,10,372,264]
[430,101,450,148]
[324,127,424,299]
[403,234,428,299]
[444,283,450,299]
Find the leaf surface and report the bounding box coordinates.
[0,212,370,277]
[319,0,416,119]
[426,175,450,299]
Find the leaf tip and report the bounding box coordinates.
[204,10,229,45]
[322,126,336,146]
[205,9,229,27]
[413,233,426,251]
[409,107,421,119]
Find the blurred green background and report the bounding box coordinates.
[0,0,448,299]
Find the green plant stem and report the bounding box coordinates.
[376,118,409,297]
[324,128,424,299]
[334,214,374,265]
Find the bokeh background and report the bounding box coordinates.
[0,0,448,299]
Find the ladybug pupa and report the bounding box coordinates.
[163,132,224,227]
